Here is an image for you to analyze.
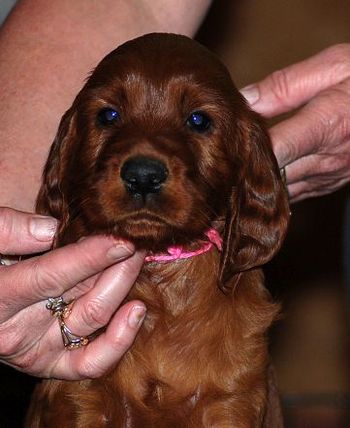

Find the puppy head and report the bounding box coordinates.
[37,33,289,287]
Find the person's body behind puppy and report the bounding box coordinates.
[26,33,289,427]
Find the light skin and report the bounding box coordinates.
[0,208,146,379]
[1,1,349,379]
[241,43,350,202]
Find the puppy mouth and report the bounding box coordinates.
[117,211,168,226]
[112,212,180,250]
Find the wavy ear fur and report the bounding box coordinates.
[219,113,290,292]
[36,108,76,236]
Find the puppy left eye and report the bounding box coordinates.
[97,108,120,126]
[186,111,211,133]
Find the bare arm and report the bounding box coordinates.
[0,0,212,210]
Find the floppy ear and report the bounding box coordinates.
[219,113,290,292]
[36,108,76,236]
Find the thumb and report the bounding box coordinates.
[0,207,57,255]
[240,44,350,117]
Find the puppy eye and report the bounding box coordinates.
[97,108,120,126]
[186,111,211,133]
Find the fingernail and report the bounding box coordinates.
[128,306,146,328]
[107,242,134,261]
[240,84,260,106]
[29,216,58,241]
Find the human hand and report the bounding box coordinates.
[241,44,350,202]
[0,208,145,380]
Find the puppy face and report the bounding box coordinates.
[37,33,289,284]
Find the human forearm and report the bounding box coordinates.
[0,0,212,210]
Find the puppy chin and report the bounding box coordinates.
[112,219,201,252]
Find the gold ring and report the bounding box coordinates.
[46,297,97,350]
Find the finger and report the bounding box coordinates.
[269,104,323,167]
[51,301,146,380]
[241,44,350,117]
[284,155,321,185]
[11,253,144,373]
[0,207,57,255]
[284,151,350,186]
[0,235,135,319]
[270,78,350,168]
[61,251,145,336]
[287,173,350,203]
[287,181,333,202]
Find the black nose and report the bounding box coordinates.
[120,156,168,196]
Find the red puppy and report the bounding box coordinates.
[26,33,289,427]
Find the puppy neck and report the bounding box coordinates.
[145,228,222,263]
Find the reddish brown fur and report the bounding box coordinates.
[26,33,289,427]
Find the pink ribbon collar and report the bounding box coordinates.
[145,228,222,263]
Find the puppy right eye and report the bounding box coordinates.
[97,108,120,126]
